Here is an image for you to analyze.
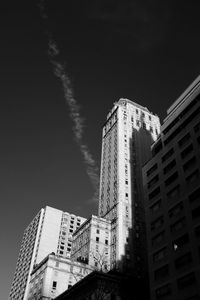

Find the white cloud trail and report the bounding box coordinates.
[38,2,99,203]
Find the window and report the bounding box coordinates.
[174,252,192,269]
[152,231,165,246]
[170,217,186,233]
[184,295,200,300]
[59,251,63,255]
[96,237,99,242]
[150,200,162,213]
[52,281,57,290]
[149,187,160,200]
[151,216,164,231]
[154,265,169,280]
[167,185,180,199]
[153,140,163,155]
[148,175,159,189]
[194,225,200,237]
[183,156,196,172]
[172,233,189,250]
[105,239,108,245]
[162,148,174,163]
[96,229,99,234]
[177,272,196,290]
[186,170,199,184]
[194,121,200,132]
[153,247,167,263]
[165,172,178,186]
[164,104,200,146]
[192,206,200,220]
[168,202,184,218]
[181,144,193,159]
[188,187,200,203]
[178,133,191,147]
[155,284,171,299]
[69,229,73,233]
[147,163,158,177]
[163,160,176,174]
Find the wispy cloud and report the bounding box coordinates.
[38,2,99,203]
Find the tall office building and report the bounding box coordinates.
[9,206,86,300]
[98,98,160,271]
[143,76,200,299]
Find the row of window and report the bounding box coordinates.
[147,116,200,179]
[155,271,198,299]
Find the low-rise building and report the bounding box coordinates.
[71,215,111,271]
[27,253,93,300]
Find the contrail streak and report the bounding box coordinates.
[38,2,99,203]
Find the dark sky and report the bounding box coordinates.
[1,1,200,298]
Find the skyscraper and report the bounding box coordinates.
[98,98,160,271]
[143,76,200,299]
[9,206,86,300]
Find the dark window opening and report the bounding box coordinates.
[178,133,191,147]
[183,157,196,172]
[194,225,200,237]
[170,217,186,233]
[155,284,171,299]
[165,172,178,186]
[163,159,176,174]
[192,206,200,219]
[172,233,189,250]
[168,202,184,218]
[147,164,158,177]
[154,265,169,280]
[167,185,180,199]
[148,175,159,189]
[162,148,174,162]
[149,187,160,200]
[152,231,165,246]
[181,144,194,159]
[175,252,192,269]
[153,247,167,263]
[177,272,196,290]
[189,187,200,203]
[150,200,161,213]
[52,281,57,290]
[151,216,164,231]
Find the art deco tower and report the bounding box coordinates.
[98,98,160,272]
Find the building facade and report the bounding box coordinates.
[9,206,86,300]
[27,253,93,300]
[98,98,160,271]
[143,76,200,299]
[71,215,111,271]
